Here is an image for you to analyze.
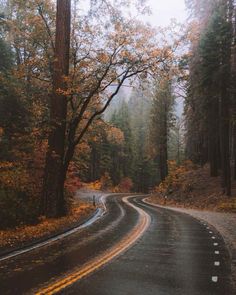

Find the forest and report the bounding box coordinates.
[0,0,235,229]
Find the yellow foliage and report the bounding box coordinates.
[0,127,4,137]
[155,160,196,195]
[0,203,94,248]
[0,162,30,192]
[84,181,102,191]
[107,127,124,145]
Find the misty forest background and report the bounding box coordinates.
[0,0,236,228]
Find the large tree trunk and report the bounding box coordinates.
[233,121,236,180]
[208,95,220,177]
[42,0,71,217]
[232,5,236,180]
[219,0,232,197]
[159,102,168,182]
[220,77,231,196]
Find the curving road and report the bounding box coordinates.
[0,195,233,295]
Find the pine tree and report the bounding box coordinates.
[150,78,175,182]
[185,0,233,196]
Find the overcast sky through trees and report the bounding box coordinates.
[141,0,187,27]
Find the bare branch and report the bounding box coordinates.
[37,4,55,52]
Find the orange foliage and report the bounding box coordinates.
[84,173,113,191]
[84,181,102,191]
[100,173,113,190]
[65,162,82,194]
[113,177,133,193]
[106,127,124,145]
[0,203,94,249]
[155,160,196,195]
[0,163,30,192]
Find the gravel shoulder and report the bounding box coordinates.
[145,198,236,291]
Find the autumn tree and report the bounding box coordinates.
[41,1,171,216]
[0,0,177,220]
[43,0,71,217]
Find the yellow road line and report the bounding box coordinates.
[35,196,150,295]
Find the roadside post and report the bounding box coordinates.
[93,195,96,207]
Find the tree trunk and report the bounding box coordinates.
[208,95,219,177]
[233,122,236,180]
[232,6,236,179]
[220,0,232,196]
[42,0,71,217]
[220,78,231,196]
[159,101,168,181]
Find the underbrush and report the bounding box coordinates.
[151,161,236,212]
[0,202,94,250]
[0,188,40,229]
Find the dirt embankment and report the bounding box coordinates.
[150,165,236,212]
[147,165,236,292]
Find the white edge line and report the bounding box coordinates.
[35,195,151,294]
[0,195,109,263]
[212,276,218,282]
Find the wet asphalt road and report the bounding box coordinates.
[0,194,138,294]
[0,195,233,295]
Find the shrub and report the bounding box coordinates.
[0,161,41,229]
[0,188,40,229]
[155,160,196,196]
[100,172,113,190]
[118,177,133,193]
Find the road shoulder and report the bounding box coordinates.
[0,206,98,259]
[144,197,236,292]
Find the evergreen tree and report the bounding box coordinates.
[185,0,234,196]
[150,78,175,182]
[110,101,133,179]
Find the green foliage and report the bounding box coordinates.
[185,0,228,163]
[198,2,232,89]
[110,101,133,181]
[0,38,14,72]
[149,78,175,181]
[185,0,233,195]
[0,78,31,160]
[0,11,45,227]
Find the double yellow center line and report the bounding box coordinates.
[36,196,150,295]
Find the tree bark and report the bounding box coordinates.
[220,77,231,196]
[208,95,219,177]
[42,0,71,217]
[232,6,236,180]
[159,100,168,182]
